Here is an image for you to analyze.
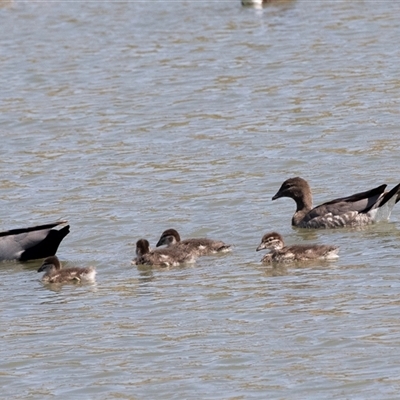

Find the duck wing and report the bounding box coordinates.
[309,184,386,217]
[319,184,386,212]
[298,185,390,228]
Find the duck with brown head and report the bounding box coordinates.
[37,255,96,284]
[256,231,339,263]
[272,177,400,228]
[156,228,231,256]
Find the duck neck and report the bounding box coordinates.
[292,194,312,227]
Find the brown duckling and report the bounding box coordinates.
[256,231,339,263]
[156,228,231,256]
[272,177,400,229]
[133,238,198,267]
[37,255,96,284]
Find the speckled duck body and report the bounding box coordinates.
[134,238,198,267]
[257,232,339,263]
[156,229,231,256]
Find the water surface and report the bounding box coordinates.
[1,0,400,398]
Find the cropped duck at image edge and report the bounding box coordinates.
[0,220,70,261]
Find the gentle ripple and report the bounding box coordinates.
[1,0,400,398]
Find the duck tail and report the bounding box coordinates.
[20,224,70,261]
[379,183,400,207]
[218,244,232,253]
[374,183,400,222]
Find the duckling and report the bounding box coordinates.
[156,228,231,256]
[133,238,198,267]
[272,177,400,228]
[256,231,339,263]
[0,220,70,261]
[37,255,96,284]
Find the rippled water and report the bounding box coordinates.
[1,0,400,398]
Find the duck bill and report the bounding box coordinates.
[155,238,164,247]
[37,262,52,273]
[37,264,48,273]
[256,243,266,252]
[272,191,282,200]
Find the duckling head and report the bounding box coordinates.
[156,228,181,247]
[136,239,151,257]
[256,232,285,251]
[37,255,61,273]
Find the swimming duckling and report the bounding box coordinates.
[156,228,231,256]
[272,177,400,229]
[134,238,198,267]
[0,220,70,261]
[256,231,339,263]
[37,255,96,284]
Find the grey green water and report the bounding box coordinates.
[1,0,400,398]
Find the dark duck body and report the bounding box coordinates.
[256,231,339,263]
[134,238,198,267]
[272,177,400,229]
[38,255,96,284]
[156,228,231,256]
[0,220,70,261]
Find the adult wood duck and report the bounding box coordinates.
[272,177,400,228]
